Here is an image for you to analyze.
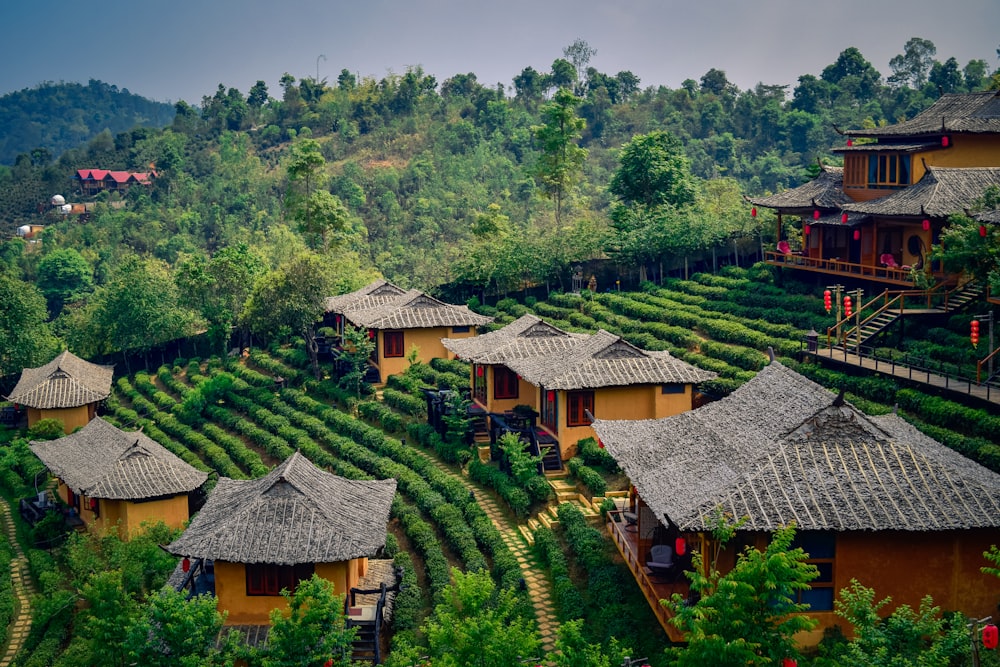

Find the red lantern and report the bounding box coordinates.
[803,224,811,235]
[368,329,375,339]
[89,498,98,511]
[844,296,852,319]
[981,225,988,237]
[751,206,757,218]
[597,438,605,449]
[476,365,483,377]
[782,660,798,667]
[813,209,821,220]
[546,390,555,402]
[846,138,853,146]
[922,219,930,231]
[182,557,191,573]
[983,624,999,650]
[841,212,848,224]
[941,136,949,147]
[853,230,861,241]
[324,660,334,667]
[675,537,687,556]
[823,290,832,314]
[972,320,980,348]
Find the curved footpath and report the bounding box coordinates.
[0,499,35,667]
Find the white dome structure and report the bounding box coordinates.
[16,225,31,237]
[50,194,65,206]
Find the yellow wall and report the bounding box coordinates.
[217,558,365,625]
[27,404,93,434]
[376,326,478,380]
[484,366,538,414]
[53,479,189,539]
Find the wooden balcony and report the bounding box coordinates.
[763,251,944,286]
[607,510,689,642]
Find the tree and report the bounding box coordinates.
[243,252,333,380]
[889,37,937,88]
[36,247,94,315]
[821,47,882,104]
[286,138,348,251]
[609,130,698,208]
[929,57,964,94]
[563,39,597,95]
[125,589,234,667]
[551,619,631,667]
[531,88,587,225]
[262,575,356,667]
[666,521,818,667]
[0,273,60,377]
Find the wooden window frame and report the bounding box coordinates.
[541,388,558,432]
[246,563,315,596]
[383,330,404,358]
[566,391,594,427]
[793,532,835,611]
[867,153,910,189]
[493,366,519,400]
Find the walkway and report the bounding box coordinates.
[0,500,35,667]
[811,347,1000,407]
[425,458,559,653]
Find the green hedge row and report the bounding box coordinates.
[467,458,531,517]
[531,526,584,622]
[381,387,427,418]
[566,458,606,498]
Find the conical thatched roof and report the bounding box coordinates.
[6,350,113,409]
[593,361,1000,532]
[165,452,396,565]
[324,280,491,329]
[30,417,207,500]
[443,314,714,390]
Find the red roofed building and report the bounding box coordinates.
[75,169,156,196]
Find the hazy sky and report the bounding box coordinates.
[3,0,998,104]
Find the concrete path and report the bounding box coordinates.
[0,500,35,667]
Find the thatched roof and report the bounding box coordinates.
[443,314,715,390]
[975,208,1000,225]
[30,417,207,500]
[593,361,1000,532]
[746,166,852,212]
[325,280,491,329]
[832,141,940,154]
[165,452,397,565]
[844,91,1000,137]
[6,350,113,409]
[842,167,1000,218]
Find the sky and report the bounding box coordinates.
[2,0,998,105]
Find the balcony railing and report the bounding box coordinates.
[764,251,928,284]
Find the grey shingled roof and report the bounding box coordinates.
[593,361,1000,532]
[842,167,1000,217]
[443,314,715,390]
[845,91,1000,137]
[975,208,1000,224]
[30,417,207,500]
[325,281,491,329]
[6,350,113,409]
[832,141,941,154]
[165,452,397,565]
[746,166,852,211]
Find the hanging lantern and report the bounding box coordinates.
[803,224,811,235]
[983,624,999,650]
[368,329,376,339]
[844,296,852,319]
[941,136,949,147]
[823,290,832,314]
[846,138,853,146]
[782,660,798,667]
[813,209,821,220]
[182,557,191,573]
[333,314,341,325]
[981,225,988,238]
[751,206,757,218]
[597,437,605,449]
[546,390,555,402]
[476,365,484,377]
[972,319,980,348]
[89,498,98,511]
[675,537,687,556]
[853,230,861,241]
[922,219,930,231]
[841,212,848,224]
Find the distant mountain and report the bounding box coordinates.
[0,80,175,165]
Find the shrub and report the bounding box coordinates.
[566,458,606,498]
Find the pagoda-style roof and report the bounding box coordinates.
[6,350,113,410]
[444,314,715,390]
[325,280,491,330]
[844,91,1000,138]
[842,167,1000,218]
[832,141,940,155]
[976,208,1000,225]
[165,452,396,565]
[30,417,207,500]
[593,361,1000,532]
[746,166,852,213]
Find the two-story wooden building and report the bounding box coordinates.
[324,279,492,383]
[443,314,716,464]
[30,417,208,537]
[75,168,156,196]
[754,91,1000,286]
[593,360,1000,645]
[165,452,397,626]
[5,350,113,434]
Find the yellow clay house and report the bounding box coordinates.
[442,314,716,467]
[6,350,113,434]
[30,417,207,537]
[325,280,492,383]
[165,452,397,626]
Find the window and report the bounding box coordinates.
[473,365,487,403]
[567,391,594,427]
[246,563,315,596]
[383,330,404,358]
[541,388,558,432]
[661,384,684,394]
[792,532,835,611]
[867,154,910,189]
[451,325,470,334]
[493,366,519,399]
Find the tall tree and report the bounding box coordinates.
[563,39,597,95]
[36,247,94,316]
[531,88,587,225]
[286,137,348,251]
[609,130,698,208]
[888,37,937,88]
[262,575,356,667]
[0,273,60,378]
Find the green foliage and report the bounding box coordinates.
[551,619,631,667]
[565,457,606,497]
[26,418,65,440]
[0,273,59,378]
[262,575,356,667]
[125,589,233,667]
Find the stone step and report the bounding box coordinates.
[518,524,535,546]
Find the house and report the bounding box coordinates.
[592,359,1000,644]
[324,279,492,383]
[165,451,397,626]
[753,91,1000,286]
[442,314,716,465]
[75,168,156,196]
[5,350,113,433]
[29,417,207,537]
